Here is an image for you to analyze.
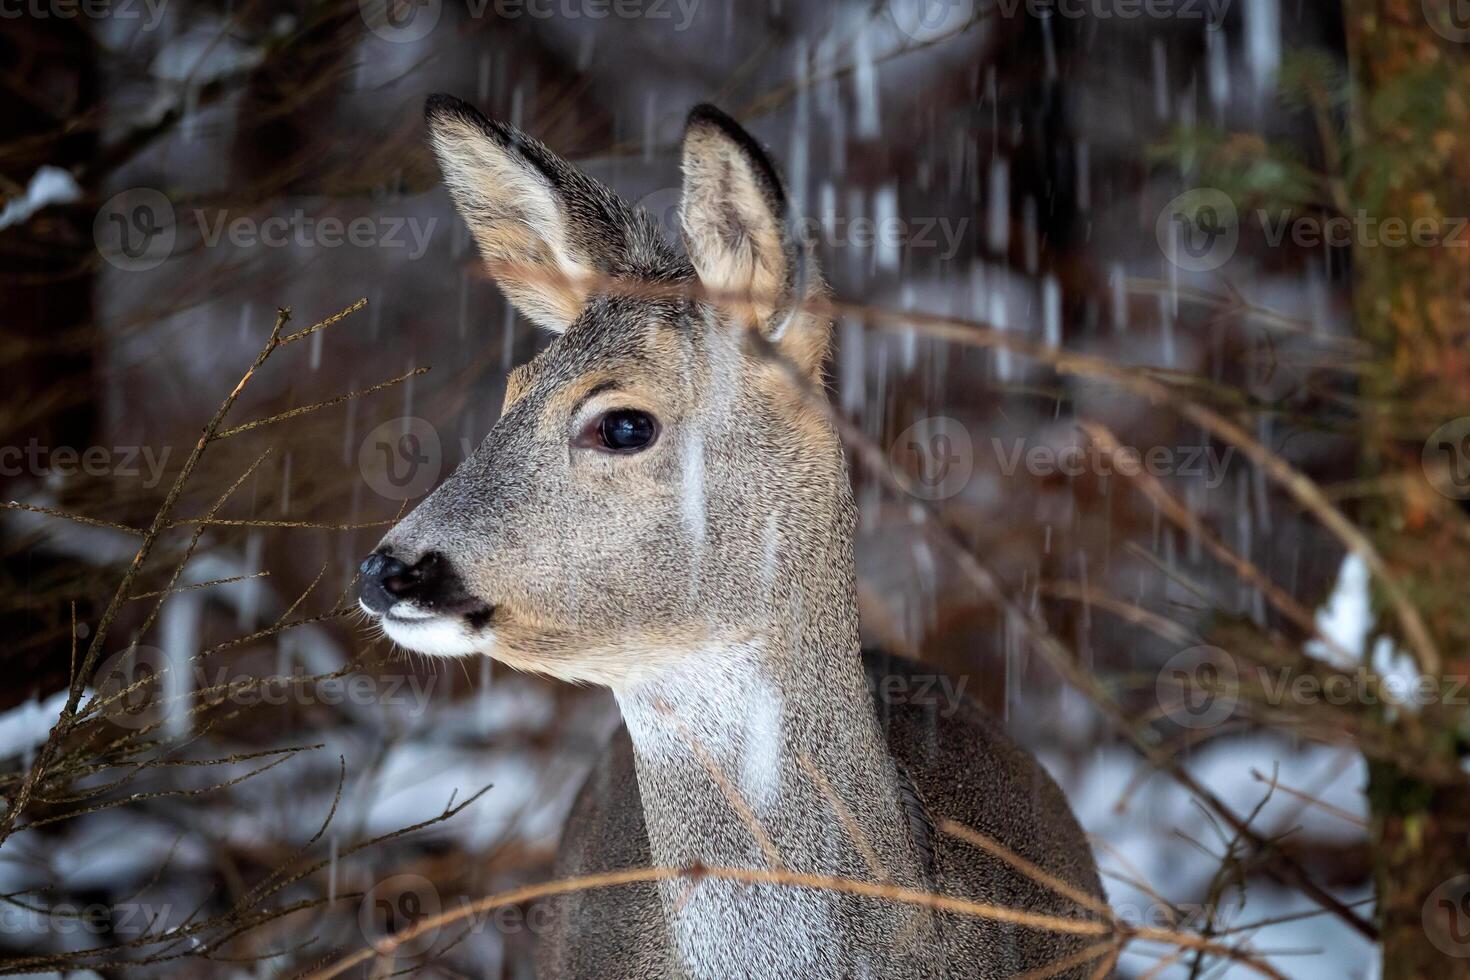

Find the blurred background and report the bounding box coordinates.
[1,0,1447,976]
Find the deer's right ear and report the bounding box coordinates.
[679,105,830,378]
[425,94,602,333]
[678,105,792,328]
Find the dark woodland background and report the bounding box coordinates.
[4,0,1470,976]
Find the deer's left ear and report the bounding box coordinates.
[679,106,805,344]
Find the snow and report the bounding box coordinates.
[1310,555,1428,715]
[852,24,881,140]
[15,3,1404,973]
[149,23,266,85]
[0,166,81,231]
[1308,554,1372,663]
[1053,735,1372,979]
[0,689,75,763]
[360,741,565,845]
[1246,0,1282,93]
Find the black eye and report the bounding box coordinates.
[595,409,658,453]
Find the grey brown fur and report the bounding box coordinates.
[540,650,1106,979]
[361,95,1109,979]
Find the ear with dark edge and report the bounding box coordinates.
[425,94,660,333]
[679,104,827,376]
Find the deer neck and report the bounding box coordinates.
[613,542,929,976]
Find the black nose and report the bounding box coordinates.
[358,550,445,614]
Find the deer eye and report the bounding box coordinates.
[589,409,658,453]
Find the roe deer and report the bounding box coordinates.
[358,94,1108,979]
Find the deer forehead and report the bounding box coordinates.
[499,299,753,421]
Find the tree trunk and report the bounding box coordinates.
[0,16,100,706]
[1344,2,1470,976]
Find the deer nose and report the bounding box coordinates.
[358,550,444,614]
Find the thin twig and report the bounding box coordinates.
[1250,768,1367,829]
[0,307,295,847]
[128,571,270,600]
[1080,421,1357,667]
[213,367,430,440]
[939,819,1114,921]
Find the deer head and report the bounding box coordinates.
[358,96,855,687]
